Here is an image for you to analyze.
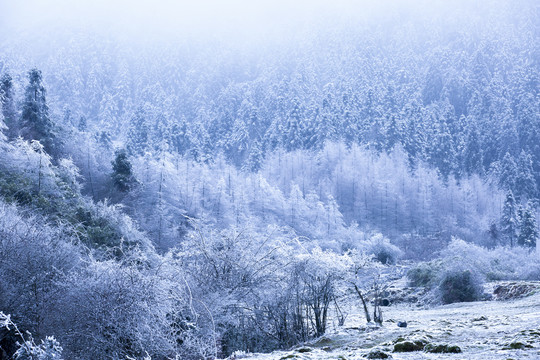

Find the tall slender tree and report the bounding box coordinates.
[20,69,58,156]
[515,150,537,201]
[517,203,539,248]
[501,191,518,247]
[111,148,136,192]
[0,73,17,139]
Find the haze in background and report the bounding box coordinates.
[0,0,521,45]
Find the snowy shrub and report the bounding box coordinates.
[56,255,186,359]
[437,267,484,304]
[177,222,358,355]
[364,234,402,265]
[0,200,191,359]
[443,238,540,281]
[0,202,82,339]
[396,232,450,260]
[1,312,63,360]
[407,261,442,287]
[14,336,63,360]
[177,223,298,355]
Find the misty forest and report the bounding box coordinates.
[0,0,540,359]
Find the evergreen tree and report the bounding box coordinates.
[78,116,87,132]
[283,98,304,151]
[500,191,518,247]
[111,148,136,192]
[0,109,6,143]
[188,120,213,163]
[498,152,518,192]
[151,112,170,152]
[0,73,17,139]
[309,96,338,148]
[515,150,537,201]
[169,117,190,155]
[488,221,499,247]
[462,120,483,176]
[422,64,443,105]
[384,115,400,151]
[98,91,118,130]
[20,69,58,155]
[228,117,249,164]
[402,103,423,169]
[97,130,113,150]
[243,140,263,172]
[517,203,538,248]
[126,107,149,156]
[62,106,73,127]
[430,117,456,181]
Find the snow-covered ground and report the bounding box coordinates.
[233,285,540,359]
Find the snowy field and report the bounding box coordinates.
[237,286,540,360]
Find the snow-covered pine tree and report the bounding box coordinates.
[430,115,456,181]
[77,116,87,132]
[462,119,483,176]
[515,150,537,201]
[501,191,519,247]
[284,98,304,151]
[0,73,18,139]
[20,69,58,156]
[517,203,539,248]
[243,139,263,172]
[111,148,136,192]
[499,152,518,192]
[126,106,150,156]
[384,115,400,152]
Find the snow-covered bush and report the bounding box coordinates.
[407,261,442,288]
[363,233,402,265]
[57,257,182,359]
[443,238,540,281]
[0,201,82,340]
[177,222,358,355]
[437,267,484,304]
[1,312,63,360]
[408,239,540,304]
[14,336,63,360]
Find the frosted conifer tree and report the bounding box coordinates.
[515,150,537,201]
[20,69,57,155]
[501,191,518,247]
[499,152,518,192]
[0,73,18,139]
[126,107,150,156]
[517,203,539,248]
[111,148,136,192]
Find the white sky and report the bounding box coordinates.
[0,1,439,36]
[0,0,509,44]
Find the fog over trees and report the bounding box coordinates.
[0,0,539,359]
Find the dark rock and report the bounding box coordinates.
[493,282,540,300]
[381,299,390,306]
[296,347,312,353]
[280,355,297,359]
[393,340,424,352]
[313,336,333,346]
[503,342,533,350]
[367,349,392,359]
[397,321,407,328]
[472,316,488,322]
[424,343,462,353]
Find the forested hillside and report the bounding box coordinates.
[0,0,539,359]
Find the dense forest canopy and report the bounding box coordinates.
[0,0,539,359]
